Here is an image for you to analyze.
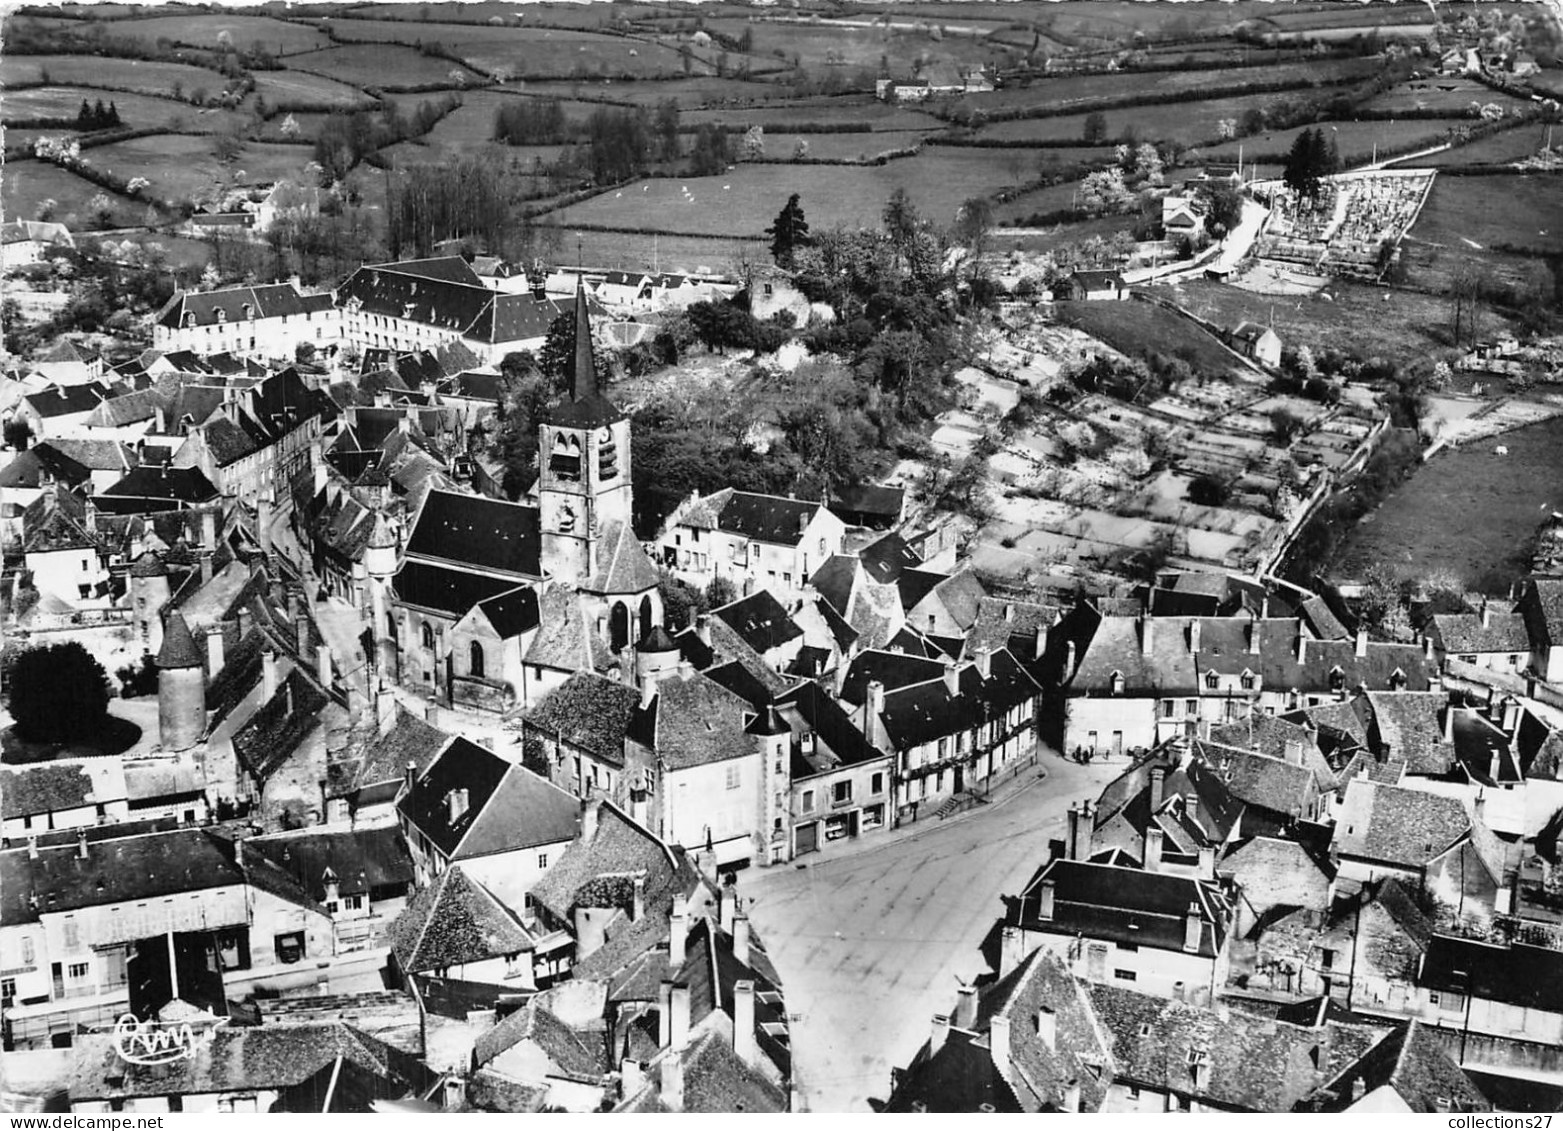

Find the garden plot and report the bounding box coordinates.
[956,367,1022,416]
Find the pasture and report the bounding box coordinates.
[286,43,485,89]
[1055,300,1249,379]
[1332,414,1563,588]
[1362,76,1533,115]
[249,68,374,109]
[501,77,785,108]
[1409,123,1557,168]
[1,86,233,134]
[681,100,940,131]
[316,19,694,79]
[699,17,1003,71]
[0,54,221,99]
[546,147,1076,237]
[979,94,1299,147]
[97,13,332,55]
[1399,173,1563,293]
[531,228,756,277]
[1195,118,1467,167]
[347,3,674,29]
[87,134,317,203]
[2,159,125,227]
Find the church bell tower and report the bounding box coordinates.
[538,280,632,584]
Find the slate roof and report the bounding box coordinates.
[837,649,947,705]
[392,560,522,619]
[779,681,886,776]
[99,465,219,510]
[712,590,802,654]
[525,673,641,769]
[474,585,541,639]
[153,282,316,329]
[0,829,244,925]
[901,568,987,630]
[23,382,112,419]
[1418,934,1563,1015]
[859,532,921,582]
[1302,1021,1490,1113]
[399,737,580,861]
[32,439,132,473]
[1011,858,1231,958]
[1521,578,1563,649]
[387,865,534,974]
[404,490,541,578]
[242,827,413,902]
[877,652,1041,749]
[156,610,205,669]
[829,483,904,522]
[704,491,822,546]
[0,445,90,490]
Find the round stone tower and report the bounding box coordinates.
[634,624,682,688]
[129,553,171,657]
[156,610,206,753]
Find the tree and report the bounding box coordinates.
[1187,473,1232,506]
[654,98,680,161]
[7,641,111,744]
[1077,168,1135,215]
[1203,181,1244,235]
[1270,407,1303,445]
[280,113,300,138]
[1283,127,1330,200]
[3,419,32,451]
[1133,142,1163,186]
[740,124,765,160]
[1082,111,1108,145]
[793,138,809,160]
[766,193,810,268]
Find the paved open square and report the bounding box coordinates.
[739,753,1123,1112]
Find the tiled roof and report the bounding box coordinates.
[32,439,132,472]
[232,668,330,784]
[349,707,451,794]
[1358,692,1453,775]
[1430,610,1529,655]
[387,865,534,974]
[155,610,205,669]
[473,998,608,1076]
[1189,739,1317,819]
[1333,779,1501,879]
[1302,1021,1489,1113]
[647,669,754,771]
[0,762,108,819]
[529,800,679,924]
[1521,578,1563,649]
[526,581,614,673]
[241,826,413,903]
[584,521,660,596]
[0,446,90,490]
[525,673,641,769]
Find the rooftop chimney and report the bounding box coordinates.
[669,894,688,968]
[973,646,991,680]
[733,913,750,966]
[695,613,711,647]
[27,835,38,860]
[1481,597,1491,630]
[943,660,959,696]
[1423,634,1435,661]
[316,643,332,688]
[206,626,225,679]
[1355,627,1368,659]
[1145,825,1164,872]
[1139,615,1154,656]
[955,983,977,1030]
[1064,640,1077,676]
[733,979,758,1067]
[640,670,659,710]
[662,1045,684,1113]
[404,758,416,796]
[582,797,601,841]
[1151,765,1166,810]
[1198,845,1215,880]
[1183,902,1202,953]
[669,982,691,1050]
[862,680,887,751]
[1039,878,1056,920]
[719,885,737,932]
[1188,620,1201,654]
[262,649,278,700]
[1443,704,1456,743]
[1034,623,1048,660]
[929,1013,951,1055]
[377,688,397,737]
[76,828,88,860]
[1246,615,1260,654]
[632,875,646,922]
[447,787,469,824]
[1066,804,1082,861]
[1283,738,1304,765]
[201,508,216,554]
[1297,630,1308,665]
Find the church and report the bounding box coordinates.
[374,281,662,713]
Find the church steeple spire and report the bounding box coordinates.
[570,276,598,402]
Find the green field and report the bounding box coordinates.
[1169,277,1510,369]
[2,159,128,227]
[1410,123,1558,168]
[1056,299,1249,378]
[532,227,760,276]
[681,99,940,131]
[1333,415,1563,588]
[1399,173,1563,293]
[87,134,318,202]
[348,3,675,29]
[98,13,333,55]
[318,18,695,78]
[504,76,785,108]
[546,147,1078,237]
[287,43,485,88]
[979,94,1300,147]
[700,17,1005,71]
[1196,118,1466,167]
[249,68,374,109]
[1,86,246,134]
[1361,76,1533,116]
[0,54,222,98]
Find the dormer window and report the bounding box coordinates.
[1389,668,1407,690]
[1328,666,1345,691]
[1110,671,1125,695]
[1240,670,1256,691]
[241,303,254,320]
[216,309,227,324]
[183,312,196,329]
[1205,671,1219,690]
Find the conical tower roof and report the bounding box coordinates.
[543,278,624,430]
[156,610,204,669]
[638,624,679,654]
[746,701,790,736]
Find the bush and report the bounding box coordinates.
[7,641,111,743]
[116,654,158,698]
[1187,473,1233,507]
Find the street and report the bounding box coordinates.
[738,753,1122,1112]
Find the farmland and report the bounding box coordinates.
[2,159,122,226]
[96,13,333,55]
[249,67,374,109]
[1332,415,1563,588]
[1407,123,1558,168]
[1399,174,1563,292]
[286,43,485,89]
[1197,118,1468,167]
[1361,76,1533,115]
[86,135,317,203]
[544,147,1067,237]
[978,95,1304,147]
[1055,299,1251,379]
[1,86,240,134]
[0,54,222,98]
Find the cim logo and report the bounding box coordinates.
[111,1014,223,1066]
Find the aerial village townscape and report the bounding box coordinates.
[3,0,1563,1116]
